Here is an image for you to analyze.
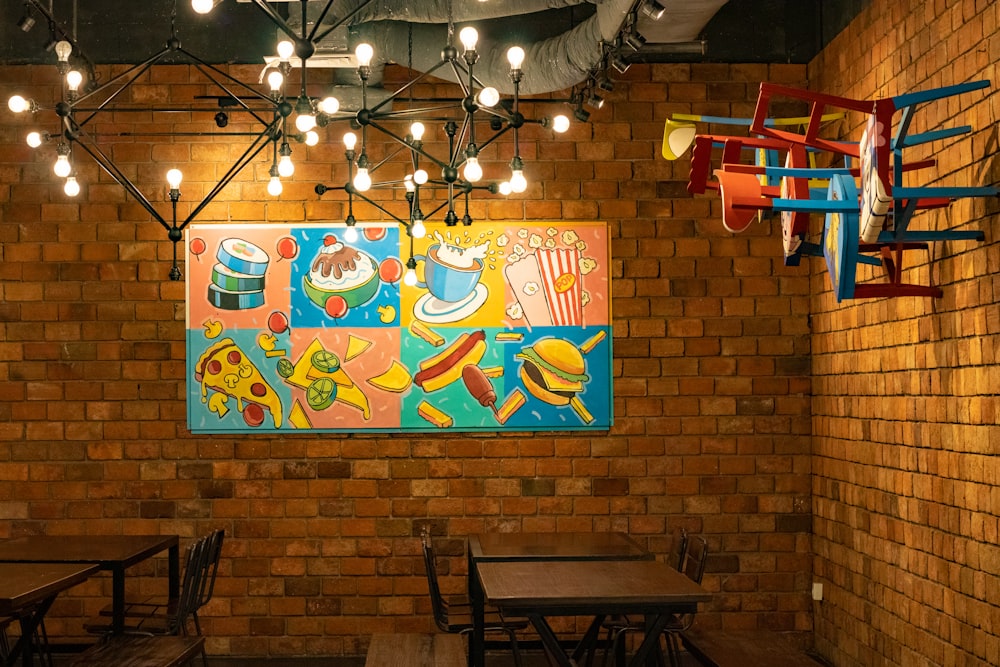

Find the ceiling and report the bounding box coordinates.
[0,0,866,93]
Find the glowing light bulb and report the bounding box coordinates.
[510,169,527,193]
[304,131,319,146]
[498,181,512,196]
[403,267,417,286]
[353,168,371,192]
[277,40,294,62]
[355,43,374,68]
[166,168,183,189]
[63,176,80,197]
[507,45,525,69]
[463,156,482,183]
[320,96,340,115]
[278,154,294,178]
[411,219,426,239]
[53,154,72,178]
[192,0,214,14]
[477,87,499,108]
[8,95,29,113]
[413,169,428,185]
[267,176,283,196]
[409,122,425,141]
[343,132,357,151]
[344,225,359,243]
[295,113,316,132]
[54,40,72,63]
[267,71,284,94]
[404,175,415,192]
[66,70,83,92]
[459,27,479,51]
[26,131,43,148]
[552,114,571,133]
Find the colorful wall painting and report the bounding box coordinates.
[185,221,612,433]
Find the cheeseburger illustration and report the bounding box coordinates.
[515,337,590,406]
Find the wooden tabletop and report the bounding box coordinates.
[0,562,100,615]
[478,559,711,614]
[469,532,650,561]
[0,534,178,568]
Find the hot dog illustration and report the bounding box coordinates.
[413,330,487,392]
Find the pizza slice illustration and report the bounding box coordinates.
[195,337,283,428]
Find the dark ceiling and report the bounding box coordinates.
[0,0,866,68]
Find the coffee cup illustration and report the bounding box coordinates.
[413,243,484,303]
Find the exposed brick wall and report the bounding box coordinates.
[0,58,812,658]
[809,0,1000,665]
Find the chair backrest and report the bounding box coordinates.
[195,529,225,611]
[682,535,709,585]
[420,530,450,632]
[666,528,688,572]
[172,535,211,636]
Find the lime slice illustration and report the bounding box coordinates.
[311,350,341,373]
[306,377,337,410]
[276,357,294,378]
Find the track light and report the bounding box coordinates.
[641,0,666,20]
[611,52,631,74]
[625,31,646,51]
[573,105,590,123]
[586,93,604,110]
[18,5,36,32]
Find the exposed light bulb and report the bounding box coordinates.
[411,219,426,239]
[552,114,571,133]
[413,169,428,185]
[8,95,30,113]
[343,132,357,151]
[459,27,479,52]
[353,167,371,192]
[53,154,72,178]
[295,113,316,132]
[267,71,284,94]
[267,175,283,196]
[304,131,319,146]
[63,176,80,197]
[320,96,340,115]
[277,40,295,62]
[507,45,525,69]
[510,169,527,193]
[54,40,72,63]
[409,122,425,141]
[355,43,374,68]
[166,168,183,189]
[403,267,418,286]
[463,157,483,183]
[278,154,294,178]
[26,131,43,148]
[192,0,214,14]
[477,87,500,108]
[344,225,359,243]
[404,175,415,192]
[498,181,512,196]
[66,70,83,92]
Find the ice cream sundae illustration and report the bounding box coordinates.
[412,232,490,323]
[303,235,380,311]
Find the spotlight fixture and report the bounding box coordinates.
[625,30,646,51]
[17,4,36,32]
[610,52,631,74]
[641,0,666,21]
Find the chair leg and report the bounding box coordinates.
[506,628,523,667]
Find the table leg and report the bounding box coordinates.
[8,597,56,667]
[527,614,574,667]
[625,615,671,667]
[571,614,606,666]
[168,542,180,601]
[468,557,486,667]
[111,565,125,634]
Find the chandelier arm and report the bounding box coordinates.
[474,125,514,153]
[366,120,449,171]
[446,60,473,99]
[366,145,410,173]
[368,60,458,116]
[246,0,300,43]
[449,114,472,166]
[181,53,280,126]
[71,57,163,129]
[309,0,377,44]
[369,105,464,120]
[24,0,98,86]
[70,139,170,230]
[348,191,409,227]
[181,126,279,228]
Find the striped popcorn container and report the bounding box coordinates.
[535,248,582,326]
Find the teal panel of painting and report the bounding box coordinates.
[185,221,613,433]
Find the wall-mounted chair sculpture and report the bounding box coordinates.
[750,81,998,243]
[716,168,981,300]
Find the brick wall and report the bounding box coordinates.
[809,0,1000,665]
[0,58,812,658]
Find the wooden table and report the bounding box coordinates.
[467,533,652,667]
[0,562,100,667]
[478,560,711,667]
[0,534,180,635]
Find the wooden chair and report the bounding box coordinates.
[420,530,527,667]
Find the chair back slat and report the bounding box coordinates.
[420,530,450,632]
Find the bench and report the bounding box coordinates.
[365,633,466,667]
[681,629,829,667]
[69,635,206,667]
